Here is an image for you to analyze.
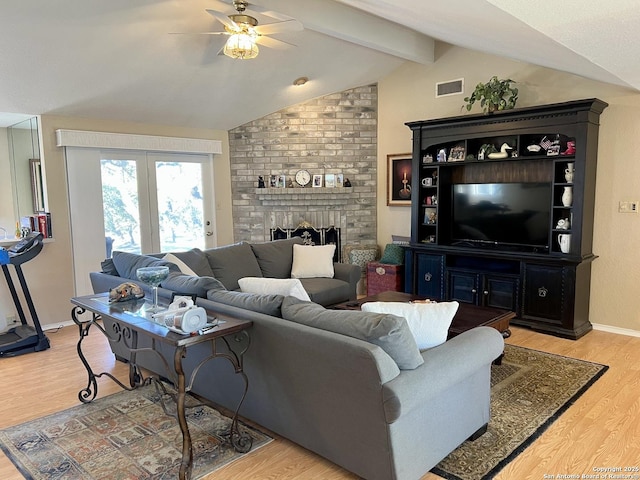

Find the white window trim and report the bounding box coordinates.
[56,129,222,155]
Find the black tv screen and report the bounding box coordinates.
[451,182,551,250]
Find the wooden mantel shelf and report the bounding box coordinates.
[255,187,353,200]
[254,187,355,206]
[255,187,353,195]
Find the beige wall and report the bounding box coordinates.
[376,43,640,334]
[0,115,232,329]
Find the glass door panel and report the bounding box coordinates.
[154,161,205,252]
[100,159,142,255]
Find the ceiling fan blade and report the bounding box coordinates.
[254,19,303,35]
[255,35,296,50]
[169,31,229,36]
[206,9,238,30]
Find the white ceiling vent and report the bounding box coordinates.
[435,78,464,97]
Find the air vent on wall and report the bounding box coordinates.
[435,78,464,97]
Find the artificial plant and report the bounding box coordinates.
[463,76,518,113]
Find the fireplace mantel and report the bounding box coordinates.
[254,188,354,204]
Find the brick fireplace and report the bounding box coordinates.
[228,84,378,255]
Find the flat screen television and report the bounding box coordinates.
[451,182,551,251]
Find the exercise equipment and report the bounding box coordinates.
[0,232,50,357]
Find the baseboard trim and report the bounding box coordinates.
[592,323,640,338]
[44,320,76,331]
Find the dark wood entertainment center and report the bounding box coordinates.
[403,99,608,339]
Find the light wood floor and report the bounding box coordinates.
[0,324,638,479]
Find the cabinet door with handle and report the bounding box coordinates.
[523,264,564,323]
[483,274,520,311]
[447,270,479,304]
[415,253,444,300]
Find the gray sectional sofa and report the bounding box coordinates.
[89,238,505,480]
[91,237,360,307]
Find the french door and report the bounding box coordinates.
[100,151,212,255]
[66,148,215,296]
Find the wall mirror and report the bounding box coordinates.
[8,116,45,219]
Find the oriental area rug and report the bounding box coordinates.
[0,383,272,479]
[432,344,608,480]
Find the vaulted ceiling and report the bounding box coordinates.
[1,0,638,129]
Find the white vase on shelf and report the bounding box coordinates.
[564,162,575,183]
[562,186,573,207]
[558,233,571,253]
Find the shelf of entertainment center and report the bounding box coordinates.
[422,153,576,167]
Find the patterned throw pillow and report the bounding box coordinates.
[379,244,405,265]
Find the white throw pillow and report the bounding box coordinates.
[163,253,198,276]
[290,244,336,279]
[238,277,311,302]
[361,301,459,350]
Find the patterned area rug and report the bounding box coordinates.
[432,344,608,480]
[0,383,272,479]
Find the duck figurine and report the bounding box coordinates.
[488,143,513,159]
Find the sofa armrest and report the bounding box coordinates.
[381,326,504,423]
[333,262,361,300]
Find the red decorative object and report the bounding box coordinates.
[366,262,404,296]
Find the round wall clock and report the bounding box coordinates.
[295,169,311,187]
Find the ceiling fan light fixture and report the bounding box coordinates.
[223,32,259,59]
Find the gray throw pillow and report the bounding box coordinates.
[111,251,180,281]
[204,242,263,290]
[170,248,214,277]
[162,272,226,298]
[281,296,424,370]
[250,237,304,278]
[207,290,284,317]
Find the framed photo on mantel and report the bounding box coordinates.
[387,153,412,206]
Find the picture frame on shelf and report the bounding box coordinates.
[387,153,412,206]
[325,173,336,188]
[269,175,277,188]
[448,144,466,162]
[278,174,286,188]
[336,174,344,187]
[312,174,323,187]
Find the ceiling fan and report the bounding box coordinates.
[191,0,303,59]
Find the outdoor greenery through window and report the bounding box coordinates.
[101,159,205,256]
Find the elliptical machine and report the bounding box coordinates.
[0,232,50,357]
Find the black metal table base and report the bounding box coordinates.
[71,306,252,480]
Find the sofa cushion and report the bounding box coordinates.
[238,277,311,301]
[204,242,262,290]
[298,278,351,307]
[169,248,214,277]
[361,301,459,350]
[163,253,198,276]
[112,251,180,281]
[291,244,336,279]
[207,290,284,317]
[281,296,423,370]
[250,237,303,278]
[162,272,226,298]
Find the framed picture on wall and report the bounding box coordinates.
[325,173,336,188]
[312,174,323,187]
[387,153,412,206]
